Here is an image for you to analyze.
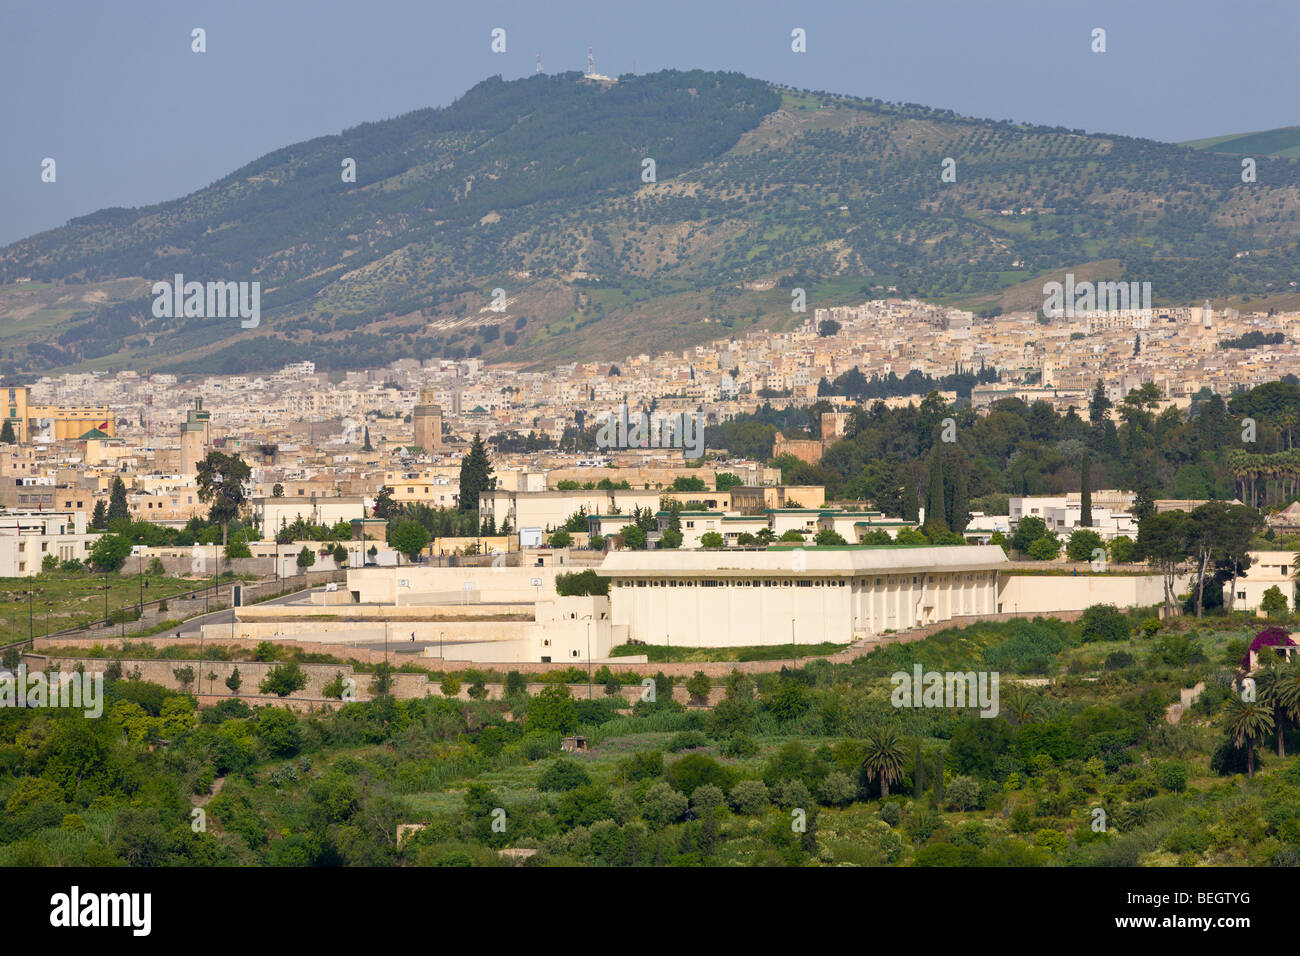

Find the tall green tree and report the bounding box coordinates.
[1136,511,1188,616]
[901,465,918,523]
[107,477,131,526]
[458,433,496,513]
[924,452,947,535]
[90,499,108,530]
[195,451,251,546]
[0,419,14,444]
[1080,452,1092,528]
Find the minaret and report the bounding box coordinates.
[1201,299,1213,329]
[587,45,595,76]
[536,53,542,74]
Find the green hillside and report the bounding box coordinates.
[1183,126,1300,159]
[3,70,1300,377]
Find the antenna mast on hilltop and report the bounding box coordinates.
[536,53,542,74]
[587,45,595,76]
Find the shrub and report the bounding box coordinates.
[642,782,688,828]
[258,662,308,697]
[729,779,769,815]
[818,771,856,807]
[946,775,981,811]
[1154,761,1188,793]
[538,758,591,792]
[1079,604,1129,644]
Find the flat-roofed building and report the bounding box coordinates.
[597,545,1007,646]
[0,510,98,576]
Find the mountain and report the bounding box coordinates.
[1183,126,1300,159]
[4,70,1300,377]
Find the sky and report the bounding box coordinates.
[1,0,1296,246]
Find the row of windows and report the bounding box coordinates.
[618,578,850,588]
[614,573,994,589]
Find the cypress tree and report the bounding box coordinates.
[924,452,947,534]
[107,477,130,525]
[902,467,918,523]
[914,741,923,798]
[0,419,14,444]
[1080,452,1092,528]
[458,433,496,513]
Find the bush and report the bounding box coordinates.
[642,782,689,828]
[538,758,591,792]
[1079,604,1129,644]
[1154,761,1188,793]
[946,775,981,811]
[818,771,856,807]
[258,662,308,697]
[729,779,769,815]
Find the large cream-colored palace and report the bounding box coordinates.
[597,545,1008,646]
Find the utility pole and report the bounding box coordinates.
[138,553,144,618]
[791,618,797,669]
[586,621,592,699]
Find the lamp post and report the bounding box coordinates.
[138,553,144,619]
[791,618,797,669]
[104,571,109,625]
[586,621,592,699]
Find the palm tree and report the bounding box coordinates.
[1225,694,1275,778]
[1002,683,1043,726]
[1256,662,1288,758]
[862,724,906,798]
[1275,659,1300,753]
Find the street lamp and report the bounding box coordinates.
[586,621,592,699]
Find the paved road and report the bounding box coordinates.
[170,586,329,639]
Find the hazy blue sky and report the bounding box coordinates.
[2,0,1295,246]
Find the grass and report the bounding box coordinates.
[0,570,213,643]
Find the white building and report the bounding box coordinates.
[0,511,98,576]
[597,545,1008,646]
[1225,551,1296,614]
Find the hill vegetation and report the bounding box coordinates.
[4,71,1300,376]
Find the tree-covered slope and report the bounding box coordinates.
[2,71,1299,376]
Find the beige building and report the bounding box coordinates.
[252,494,366,539]
[597,545,1008,646]
[413,390,444,453]
[480,488,662,534]
[0,510,98,576]
[1225,551,1296,614]
[179,397,212,474]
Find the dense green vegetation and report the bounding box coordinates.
[6,611,1299,867]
